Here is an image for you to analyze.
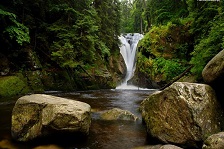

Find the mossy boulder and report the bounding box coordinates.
[141,82,223,148]
[202,49,224,106]
[0,76,30,97]
[202,132,224,149]
[202,49,224,84]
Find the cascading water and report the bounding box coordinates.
[116,33,143,89]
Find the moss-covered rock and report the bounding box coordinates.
[202,132,224,149]
[202,49,224,84]
[0,76,30,97]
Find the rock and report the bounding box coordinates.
[100,108,138,121]
[132,144,183,149]
[202,132,224,149]
[141,82,223,148]
[11,94,91,142]
[0,140,17,149]
[159,145,183,149]
[202,49,224,84]
[202,49,224,106]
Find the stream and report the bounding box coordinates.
[0,89,156,149]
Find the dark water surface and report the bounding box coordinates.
[0,89,156,149]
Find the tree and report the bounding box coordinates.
[47,0,100,68]
[120,0,134,33]
[94,0,121,51]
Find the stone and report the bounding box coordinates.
[11,94,91,142]
[132,144,183,149]
[202,49,224,84]
[202,49,224,106]
[202,132,224,149]
[141,82,223,148]
[100,108,138,121]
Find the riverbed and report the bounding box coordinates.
[0,89,156,149]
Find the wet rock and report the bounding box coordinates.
[141,82,223,148]
[11,94,91,142]
[100,108,138,121]
[202,49,224,84]
[202,132,224,149]
[132,144,183,149]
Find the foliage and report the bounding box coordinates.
[0,76,30,97]
[46,1,98,68]
[136,0,223,82]
[94,0,121,50]
[190,13,224,78]
[137,18,192,82]
[120,0,134,33]
[153,57,186,81]
[145,0,188,26]
[0,8,30,46]
[138,53,187,81]
[139,20,192,59]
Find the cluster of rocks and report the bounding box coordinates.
[11,95,138,142]
[140,49,224,149]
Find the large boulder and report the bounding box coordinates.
[202,49,224,84]
[141,82,223,148]
[11,94,91,142]
[202,49,224,105]
[202,132,224,149]
[100,108,138,121]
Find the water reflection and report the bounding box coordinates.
[0,89,156,149]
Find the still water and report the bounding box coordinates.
[0,89,156,149]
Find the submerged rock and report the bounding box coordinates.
[141,82,223,148]
[202,132,224,149]
[100,108,138,121]
[11,94,91,142]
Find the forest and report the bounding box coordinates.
[0,0,223,96]
[129,0,224,84]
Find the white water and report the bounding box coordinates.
[116,33,144,90]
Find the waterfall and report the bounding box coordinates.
[116,33,143,90]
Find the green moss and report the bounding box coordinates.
[0,76,30,97]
